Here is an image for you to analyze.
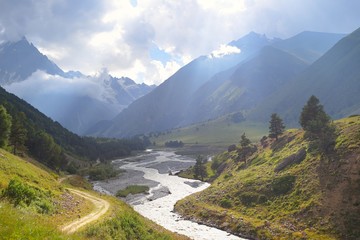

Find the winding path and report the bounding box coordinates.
[61,189,110,234]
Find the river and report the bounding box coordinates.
[93,150,245,240]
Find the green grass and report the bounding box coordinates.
[0,149,188,240]
[151,116,267,147]
[0,149,61,191]
[175,116,360,240]
[80,194,188,240]
[0,202,74,240]
[116,185,150,197]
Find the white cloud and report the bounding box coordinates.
[1,0,360,85]
[209,44,241,58]
[4,70,114,104]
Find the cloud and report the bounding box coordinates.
[209,45,241,58]
[1,0,360,85]
[4,69,114,104]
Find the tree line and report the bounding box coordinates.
[0,103,150,172]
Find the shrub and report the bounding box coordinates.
[271,175,296,195]
[228,144,237,152]
[116,185,149,197]
[88,163,121,181]
[1,179,53,213]
[220,198,233,208]
[239,192,260,206]
[2,179,37,206]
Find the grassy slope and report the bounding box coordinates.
[151,115,267,147]
[175,116,360,240]
[0,149,188,240]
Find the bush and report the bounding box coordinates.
[88,163,122,181]
[220,198,233,208]
[1,179,53,213]
[271,175,296,195]
[116,185,149,198]
[2,179,37,206]
[164,140,184,148]
[228,144,237,152]
[239,192,260,206]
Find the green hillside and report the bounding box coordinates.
[185,46,308,125]
[0,86,149,172]
[150,114,267,148]
[0,148,187,240]
[249,27,360,124]
[175,116,360,240]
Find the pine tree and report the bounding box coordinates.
[300,95,330,136]
[9,112,27,155]
[299,95,335,152]
[194,155,207,181]
[269,113,285,140]
[240,133,251,147]
[0,105,12,148]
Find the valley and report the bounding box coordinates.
[94,150,244,240]
[0,3,359,239]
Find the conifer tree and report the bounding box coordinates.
[240,133,251,147]
[194,155,207,181]
[9,112,27,155]
[299,95,335,152]
[269,113,285,140]
[0,105,12,148]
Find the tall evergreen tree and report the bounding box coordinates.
[240,133,251,147]
[0,105,12,148]
[300,95,330,136]
[9,112,27,155]
[269,113,285,140]
[299,95,335,152]
[194,155,207,181]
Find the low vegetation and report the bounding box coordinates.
[0,148,187,240]
[87,163,124,181]
[175,115,360,239]
[116,185,150,197]
[149,115,267,147]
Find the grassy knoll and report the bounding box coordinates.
[175,116,360,240]
[116,185,150,197]
[150,115,267,147]
[0,149,188,240]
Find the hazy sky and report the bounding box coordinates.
[1,0,359,85]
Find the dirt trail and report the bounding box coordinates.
[61,188,110,234]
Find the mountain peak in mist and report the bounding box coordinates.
[0,36,65,84]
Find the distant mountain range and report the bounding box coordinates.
[248,27,360,124]
[0,37,155,134]
[90,29,351,137]
[2,28,358,139]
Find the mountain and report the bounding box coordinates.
[249,27,360,124]
[175,116,360,239]
[0,84,150,169]
[0,37,155,135]
[272,31,346,63]
[184,46,308,124]
[0,37,70,84]
[91,32,276,137]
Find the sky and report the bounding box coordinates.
[1,0,360,85]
